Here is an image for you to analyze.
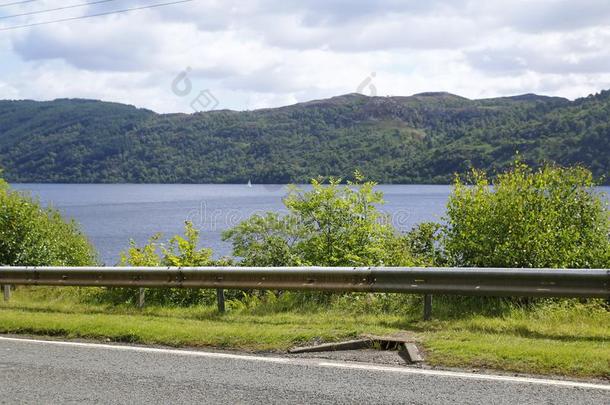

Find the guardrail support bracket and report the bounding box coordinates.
[423,294,432,321]
[217,288,225,313]
[138,288,145,309]
[2,285,10,302]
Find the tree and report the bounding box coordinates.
[222,213,304,266]
[442,162,610,268]
[0,174,96,266]
[101,221,226,306]
[223,174,417,267]
[119,222,213,267]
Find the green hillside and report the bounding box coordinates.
[1,90,609,183]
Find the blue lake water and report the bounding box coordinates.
[10,184,610,265]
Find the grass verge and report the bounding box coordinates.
[0,287,608,379]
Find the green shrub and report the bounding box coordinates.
[223,174,418,267]
[223,212,304,266]
[0,178,96,266]
[405,222,444,265]
[443,162,610,268]
[88,222,233,306]
[119,222,214,267]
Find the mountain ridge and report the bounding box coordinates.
[0,90,608,184]
[0,89,577,114]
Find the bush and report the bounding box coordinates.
[443,162,610,268]
[405,222,444,266]
[0,178,96,266]
[223,174,418,267]
[88,222,234,306]
[222,212,304,266]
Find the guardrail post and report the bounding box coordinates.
[2,285,10,302]
[138,288,145,309]
[216,288,225,313]
[423,294,432,321]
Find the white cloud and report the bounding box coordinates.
[0,0,609,112]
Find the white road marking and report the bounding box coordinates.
[0,335,608,391]
[0,335,289,364]
[316,362,610,391]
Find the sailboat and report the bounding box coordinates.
[247,179,252,188]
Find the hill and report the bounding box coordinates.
[0,90,609,184]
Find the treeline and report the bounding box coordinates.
[1,90,609,184]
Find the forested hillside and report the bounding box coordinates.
[1,90,609,183]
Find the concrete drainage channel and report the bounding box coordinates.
[288,334,424,364]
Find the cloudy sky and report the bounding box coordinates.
[1,0,610,113]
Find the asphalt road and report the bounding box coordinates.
[0,336,607,404]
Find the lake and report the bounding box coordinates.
[10,184,610,265]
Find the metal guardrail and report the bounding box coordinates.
[1,266,608,298]
[1,266,607,320]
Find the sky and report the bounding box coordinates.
[1,0,610,113]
